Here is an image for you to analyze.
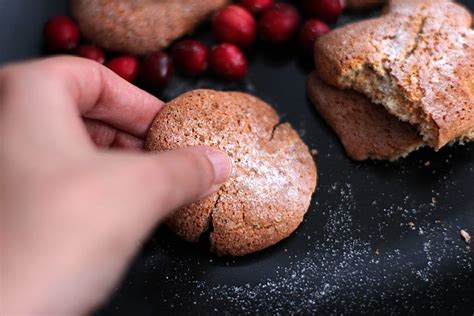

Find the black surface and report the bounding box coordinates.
[1,1,473,314]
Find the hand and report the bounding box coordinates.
[0,57,231,315]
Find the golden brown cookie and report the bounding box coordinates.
[71,0,229,55]
[146,90,317,256]
[314,0,474,150]
[307,72,423,161]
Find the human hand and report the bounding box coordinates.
[0,57,231,315]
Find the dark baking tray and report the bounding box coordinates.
[1,0,473,314]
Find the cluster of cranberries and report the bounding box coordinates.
[43,0,344,89]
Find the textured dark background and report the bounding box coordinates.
[1,0,473,314]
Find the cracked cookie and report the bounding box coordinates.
[314,0,474,150]
[146,90,317,256]
[307,72,423,161]
[71,0,229,55]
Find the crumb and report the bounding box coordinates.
[435,220,442,224]
[460,230,471,244]
[311,149,318,156]
[430,197,437,206]
[424,161,431,166]
[375,249,380,255]
[408,222,416,230]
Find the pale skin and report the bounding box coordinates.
[0,56,232,315]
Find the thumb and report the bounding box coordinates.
[91,146,232,238]
[134,146,232,213]
[11,147,232,314]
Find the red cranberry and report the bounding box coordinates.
[239,0,273,14]
[139,51,173,89]
[259,4,301,43]
[302,0,343,22]
[76,45,105,64]
[172,40,209,76]
[210,43,248,81]
[43,16,80,52]
[105,55,139,82]
[212,5,257,47]
[298,19,330,54]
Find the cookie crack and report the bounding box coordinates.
[197,191,223,245]
[212,192,223,210]
[208,190,222,227]
[405,16,427,59]
[208,191,223,234]
[269,122,284,142]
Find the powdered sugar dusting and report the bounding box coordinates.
[236,143,300,205]
[185,176,473,314]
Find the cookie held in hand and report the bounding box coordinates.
[71,0,229,55]
[146,90,317,256]
[315,0,474,149]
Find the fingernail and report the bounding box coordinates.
[206,150,232,185]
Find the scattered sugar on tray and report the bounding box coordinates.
[187,181,473,313]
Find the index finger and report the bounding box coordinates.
[2,56,164,138]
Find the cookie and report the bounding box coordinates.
[71,0,229,55]
[345,0,386,10]
[314,0,474,150]
[146,90,317,256]
[307,72,423,161]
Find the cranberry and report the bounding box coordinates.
[239,0,273,14]
[302,0,343,22]
[212,5,257,47]
[210,43,248,81]
[298,19,330,54]
[172,40,209,76]
[76,45,106,64]
[259,4,301,43]
[43,16,80,52]
[139,51,173,89]
[105,55,139,82]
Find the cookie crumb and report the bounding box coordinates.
[460,229,471,244]
[424,161,431,167]
[310,149,318,156]
[375,249,380,255]
[408,222,416,230]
